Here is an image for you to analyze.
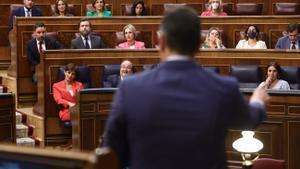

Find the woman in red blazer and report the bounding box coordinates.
[116,24,145,49]
[53,63,84,123]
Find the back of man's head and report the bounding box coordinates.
[159,6,200,56]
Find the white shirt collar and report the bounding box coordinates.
[166,54,191,61]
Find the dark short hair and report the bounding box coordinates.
[267,61,282,78]
[78,18,92,27]
[64,63,76,73]
[159,6,200,56]
[245,25,260,40]
[287,22,299,33]
[34,22,45,30]
[131,0,146,16]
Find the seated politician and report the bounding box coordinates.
[104,60,133,88]
[9,0,43,31]
[275,22,300,49]
[131,0,147,16]
[201,27,225,49]
[86,0,111,17]
[52,0,73,16]
[116,24,145,49]
[53,63,84,127]
[201,0,227,16]
[27,22,62,83]
[258,62,290,90]
[236,25,267,49]
[70,18,106,49]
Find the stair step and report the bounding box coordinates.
[16,124,28,138]
[16,112,22,124]
[16,137,35,147]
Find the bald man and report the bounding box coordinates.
[103,60,133,88]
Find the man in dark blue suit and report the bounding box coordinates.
[103,7,270,169]
[27,22,62,83]
[9,0,43,31]
[275,22,300,49]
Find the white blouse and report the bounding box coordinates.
[236,40,267,49]
[258,79,290,90]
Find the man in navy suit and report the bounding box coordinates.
[27,22,62,83]
[103,7,270,169]
[275,22,300,49]
[70,18,106,49]
[9,0,43,31]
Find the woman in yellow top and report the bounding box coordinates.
[87,0,111,17]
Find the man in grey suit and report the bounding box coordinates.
[103,6,270,169]
[275,22,300,49]
[70,18,105,49]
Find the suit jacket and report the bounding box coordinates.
[103,74,121,88]
[70,35,105,49]
[53,80,84,121]
[103,60,266,169]
[275,35,300,49]
[117,41,145,49]
[27,37,62,67]
[9,6,42,30]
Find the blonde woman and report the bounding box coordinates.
[116,24,145,49]
[201,27,225,49]
[201,0,228,16]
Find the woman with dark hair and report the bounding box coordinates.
[258,62,290,90]
[87,0,111,17]
[53,63,84,126]
[53,0,73,16]
[201,0,227,16]
[131,0,147,16]
[236,25,267,49]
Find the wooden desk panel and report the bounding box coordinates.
[0,93,15,144]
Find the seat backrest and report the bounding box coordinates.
[102,64,120,86]
[273,3,300,15]
[115,31,142,46]
[252,158,285,169]
[203,66,220,74]
[235,3,263,15]
[164,3,186,14]
[57,65,92,88]
[281,66,300,89]
[230,65,262,88]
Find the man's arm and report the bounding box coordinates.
[103,83,128,168]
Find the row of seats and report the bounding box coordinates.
[8,2,300,17]
[56,64,300,89]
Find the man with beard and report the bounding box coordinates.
[27,22,62,83]
[70,18,106,49]
[9,0,43,31]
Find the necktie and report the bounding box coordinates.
[26,9,32,17]
[291,42,296,49]
[39,41,43,54]
[84,37,90,49]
